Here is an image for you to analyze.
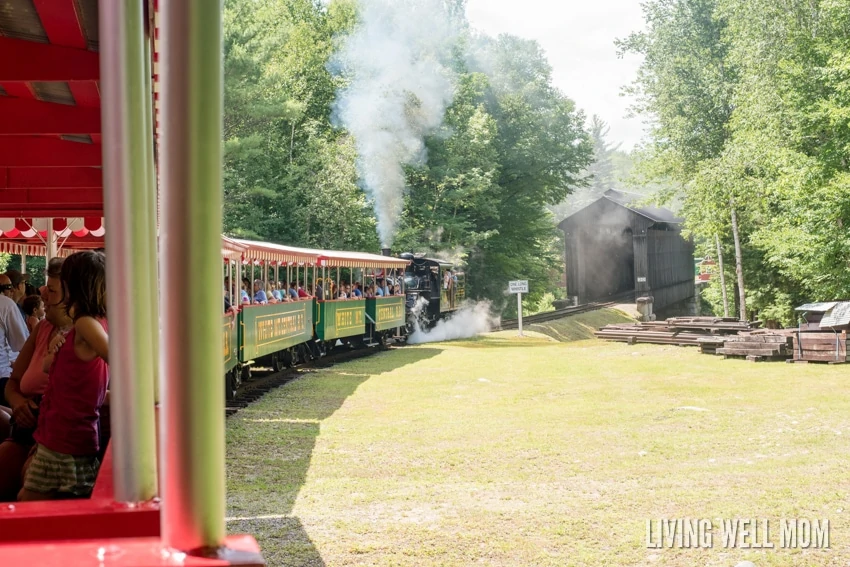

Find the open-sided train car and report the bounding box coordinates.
[221,239,410,398]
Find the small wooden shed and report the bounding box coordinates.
[558,190,695,311]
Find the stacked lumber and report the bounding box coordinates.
[717,331,794,362]
[594,318,759,347]
[791,331,849,364]
[656,317,760,333]
[696,337,725,355]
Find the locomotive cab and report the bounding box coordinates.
[402,255,464,326]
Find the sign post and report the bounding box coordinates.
[508,280,529,337]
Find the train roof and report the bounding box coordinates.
[407,255,455,268]
[0,0,105,218]
[232,238,410,269]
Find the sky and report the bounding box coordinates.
[465,0,647,151]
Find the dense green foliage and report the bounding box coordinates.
[222,0,592,311]
[620,0,850,324]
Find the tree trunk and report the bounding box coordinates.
[290,123,296,165]
[729,201,747,321]
[715,233,729,317]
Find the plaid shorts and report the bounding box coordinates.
[22,444,100,497]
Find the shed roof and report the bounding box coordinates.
[795,302,839,313]
[817,302,850,329]
[601,190,683,224]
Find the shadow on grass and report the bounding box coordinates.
[226,347,442,566]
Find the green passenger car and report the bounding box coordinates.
[239,301,314,362]
[365,296,406,331]
[314,300,366,341]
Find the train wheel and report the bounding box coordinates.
[272,352,283,373]
[225,370,239,401]
[296,344,309,364]
[241,365,251,384]
[282,348,294,368]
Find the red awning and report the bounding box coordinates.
[0,0,104,217]
[232,239,321,266]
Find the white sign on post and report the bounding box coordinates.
[508,280,529,336]
[509,280,529,294]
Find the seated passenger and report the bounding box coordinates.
[375,282,384,296]
[314,281,324,301]
[241,278,251,304]
[19,251,109,501]
[0,259,72,501]
[393,284,402,296]
[288,282,298,301]
[297,282,310,299]
[252,279,268,304]
[351,283,363,298]
[22,296,45,334]
[265,284,278,304]
[273,285,283,302]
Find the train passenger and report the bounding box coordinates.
[351,282,363,298]
[19,251,108,501]
[393,284,402,296]
[252,279,268,304]
[0,275,29,408]
[272,284,283,302]
[314,280,324,301]
[3,270,30,322]
[297,282,310,299]
[0,259,72,501]
[265,284,277,304]
[240,278,251,304]
[23,296,45,333]
[337,286,347,300]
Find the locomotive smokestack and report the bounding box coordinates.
[381,247,392,257]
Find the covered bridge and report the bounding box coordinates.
[558,190,695,311]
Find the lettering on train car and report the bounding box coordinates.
[223,321,232,362]
[255,309,308,347]
[335,307,364,331]
[377,301,405,323]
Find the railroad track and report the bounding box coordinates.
[225,344,390,417]
[500,291,635,331]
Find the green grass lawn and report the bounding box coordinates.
[226,327,850,567]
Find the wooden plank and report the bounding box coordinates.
[723,341,789,349]
[797,343,847,352]
[718,348,787,356]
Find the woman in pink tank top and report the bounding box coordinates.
[19,251,109,501]
[0,258,72,501]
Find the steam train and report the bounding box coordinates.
[223,239,465,399]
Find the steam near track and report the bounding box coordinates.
[330,0,459,247]
[407,300,500,345]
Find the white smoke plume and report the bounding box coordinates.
[407,300,500,345]
[330,0,459,247]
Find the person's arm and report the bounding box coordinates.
[5,322,41,427]
[76,317,109,364]
[4,301,29,352]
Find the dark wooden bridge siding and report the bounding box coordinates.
[560,197,694,311]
